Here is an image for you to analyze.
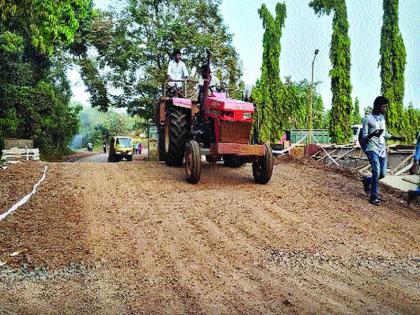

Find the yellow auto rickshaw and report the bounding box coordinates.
[108,136,133,162]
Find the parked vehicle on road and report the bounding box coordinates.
[108,136,133,162]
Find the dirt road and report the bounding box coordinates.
[75,151,146,162]
[0,158,419,314]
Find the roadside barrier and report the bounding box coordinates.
[272,135,308,155]
[312,136,339,166]
[0,165,48,221]
[272,135,339,166]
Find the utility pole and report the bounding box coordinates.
[147,125,150,159]
[147,119,153,159]
[308,49,319,148]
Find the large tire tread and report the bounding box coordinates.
[158,126,165,161]
[185,140,201,184]
[252,144,274,184]
[165,107,190,167]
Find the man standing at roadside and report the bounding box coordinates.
[408,133,420,205]
[361,96,404,206]
[409,132,419,175]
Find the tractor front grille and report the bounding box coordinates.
[219,120,252,144]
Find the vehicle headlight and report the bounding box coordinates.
[243,112,252,119]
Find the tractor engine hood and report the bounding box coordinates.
[207,92,254,112]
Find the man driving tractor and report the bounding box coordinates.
[167,49,189,95]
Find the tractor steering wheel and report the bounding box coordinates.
[209,85,225,93]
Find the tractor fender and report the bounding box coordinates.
[171,98,193,109]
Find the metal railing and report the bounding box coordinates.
[163,79,198,98]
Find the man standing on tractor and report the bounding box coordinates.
[167,49,189,91]
[360,96,404,206]
[198,64,220,106]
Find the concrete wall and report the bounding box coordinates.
[4,139,34,150]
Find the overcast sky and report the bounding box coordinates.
[71,0,419,112]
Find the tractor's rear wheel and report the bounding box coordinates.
[185,140,201,184]
[252,144,273,184]
[164,107,190,167]
[224,156,245,168]
[157,126,165,161]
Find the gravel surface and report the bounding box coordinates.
[0,158,419,314]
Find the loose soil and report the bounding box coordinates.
[0,157,419,314]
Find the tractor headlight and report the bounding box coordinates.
[243,112,252,119]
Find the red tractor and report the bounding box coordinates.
[156,51,273,184]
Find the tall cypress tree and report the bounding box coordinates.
[253,3,286,142]
[309,0,353,144]
[351,97,362,124]
[406,103,419,143]
[380,0,407,136]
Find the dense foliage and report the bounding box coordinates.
[251,3,287,142]
[379,0,408,137]
[351,97,362,125]
[405,103,420,143]
[310,0,353,144]
[0,0,93,159]
[0,0,91,55]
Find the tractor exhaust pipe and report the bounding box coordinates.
[200,49,212,109]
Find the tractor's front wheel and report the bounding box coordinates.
[252,144,273,184]
[165,107,190,167]
[185,140,201,184]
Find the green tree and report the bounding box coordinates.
[310,0,353,144]
[0,1,94,158]
[252,3,286,142]
[351,97,362,125]
[76,0,241,119]
[0,0,92,55]
[282,79,326,130]
[379,0,407,136]
[405,103,419,143]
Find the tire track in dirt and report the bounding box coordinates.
[266,246,419,314]
[136,165,310,314]
[140,183,263,313]
[0,159,418,314]
[76,163,212,313]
